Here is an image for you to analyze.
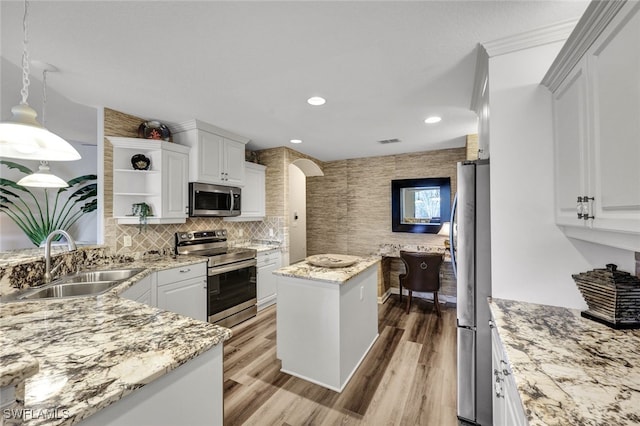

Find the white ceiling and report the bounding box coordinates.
[1,1,589,162]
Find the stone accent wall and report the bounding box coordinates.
[307,147,465,257]
[255,146,324,265]
[466,134,479,160]
[307,147,466,295]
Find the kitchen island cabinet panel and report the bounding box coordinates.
[275,257,379,392]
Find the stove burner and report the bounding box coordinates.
[175,229,256,267]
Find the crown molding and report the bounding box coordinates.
[470,44,489,114]
[171,119,251,144]
[541,0,627,92]
[482,18,579,58]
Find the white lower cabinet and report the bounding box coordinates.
[120,274,155,306]
[491,320,528,426]
[257,250,281,310]
[157,263,207,322]
[120,262,207,322]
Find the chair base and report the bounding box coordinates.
[404,290,441,316]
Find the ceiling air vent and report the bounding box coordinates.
[377,138,401,144]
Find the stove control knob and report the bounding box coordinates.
[188,233,193,239]
[180,233,188,239]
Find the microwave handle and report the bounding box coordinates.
[229,188,235,213]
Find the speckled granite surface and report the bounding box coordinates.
[232,240,281,253]
[0,256,230,426]
[274,255,380,284]
[0,337,38,387]
[377,243,445,258]
[0,247,197,297]
[489,298,640,426]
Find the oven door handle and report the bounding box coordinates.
[208,259,257,276]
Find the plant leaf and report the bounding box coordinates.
[0,178,30,193]
[0,161,33,175]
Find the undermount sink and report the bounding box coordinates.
[14,268,145,301]
[20,281,120,300]
[55,269,144,284]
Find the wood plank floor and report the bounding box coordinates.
[223,295,458,426]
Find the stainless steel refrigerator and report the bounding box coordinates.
[450,160,492,425]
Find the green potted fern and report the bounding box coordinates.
[0,160,97,247]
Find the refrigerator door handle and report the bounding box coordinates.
[450,192,458,279]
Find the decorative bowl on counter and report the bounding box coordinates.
[572,263,640,329]
[306,254,359,268]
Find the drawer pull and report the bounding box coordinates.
[179,268,191,273]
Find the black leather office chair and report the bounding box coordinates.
[399,251,444,316]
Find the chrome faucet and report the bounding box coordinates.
[44,230,77,283]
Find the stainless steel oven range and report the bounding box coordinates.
[175,229,257,328]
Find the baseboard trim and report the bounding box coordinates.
[377,289,392,304]
[389,287,457,305]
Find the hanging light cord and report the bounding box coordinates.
[42,69,48,126]
[20,0,31,105]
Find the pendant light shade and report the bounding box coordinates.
[17,161,69,188]
[0,0,80,162]
[0,104,81,161]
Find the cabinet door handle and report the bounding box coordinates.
[179,268,191,273]
[577,196,584,219]
[582,196,595,221]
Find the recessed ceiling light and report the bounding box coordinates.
[290,139,302,144]
[307,96,326,106]
[424,116,442,124]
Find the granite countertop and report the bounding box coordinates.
[273,255,380,284]
[232,240,281,253]
[489,298,640,426]
[0,336,38,388]
[0,256,231,426]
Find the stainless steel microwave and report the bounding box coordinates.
[189,182,241,217]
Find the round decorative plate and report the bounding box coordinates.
[131,154,151,170]
[138,120,172,141]
[306,254,360,268]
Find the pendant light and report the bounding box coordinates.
[17,66,69,188]
[0,0,80,161]
[17,160,68,188]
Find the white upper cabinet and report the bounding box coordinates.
[553,60,589,226]
[224,162,266,222]
[588,3,640,233]
[108,137,190,225]
[172,119,249,187]
[543,0,640,251]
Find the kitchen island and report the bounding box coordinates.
[489,298,640,425]
[0,255,230,426]
[273,255,380,392]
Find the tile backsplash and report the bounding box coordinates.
[110,216,285,255]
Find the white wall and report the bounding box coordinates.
[489,42,635,310]
[288,164,307,263]
[0,142,98,250]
